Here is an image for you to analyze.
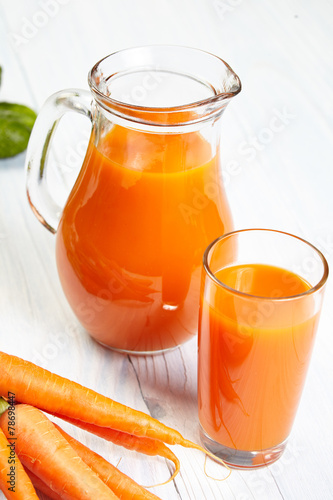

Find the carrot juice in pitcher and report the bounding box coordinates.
[56,124,233,352]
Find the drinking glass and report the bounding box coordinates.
[198,229,328,468]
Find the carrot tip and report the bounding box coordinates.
[142,467,179,489]
[181,438,232,479]
[142,450,180,488]
[203,454,232,481]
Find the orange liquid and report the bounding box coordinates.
[198,263,319,451]
[56,125,233,352]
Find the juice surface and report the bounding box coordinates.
[56,125,233,352]
[198,263,318,451]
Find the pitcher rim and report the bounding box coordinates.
[87,45,241,122]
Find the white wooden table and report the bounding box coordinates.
[1,1,332,499]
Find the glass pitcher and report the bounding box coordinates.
[26,46,241,354]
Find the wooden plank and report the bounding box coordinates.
[0,0,332,498]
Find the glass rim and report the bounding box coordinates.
[87,45,241,123]
[203,228,329,301]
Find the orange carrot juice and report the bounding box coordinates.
[56,125,233,352]
[198,263,320,452]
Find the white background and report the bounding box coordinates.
[0,1,332,499]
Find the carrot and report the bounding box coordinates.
[52,414,180,481]
[23,467,62,500]
[1,352,210,446]
[0,351,231,476]
[0,351,177,442]
[55,423,161,500]
[0,403,119,500]
[0,427,38,500]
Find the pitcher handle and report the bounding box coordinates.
[25,89,92,234]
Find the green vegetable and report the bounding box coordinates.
[0,66,37,158]
[0,397,9,415]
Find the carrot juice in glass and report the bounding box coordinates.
[198,229,328,468]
